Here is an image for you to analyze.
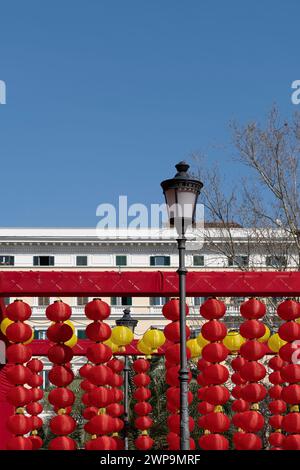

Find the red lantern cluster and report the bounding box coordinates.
[82,299,117,450]
[198,298,229,451]
[277,299,300,450]
[5,300,34,450]
[268,355,286,449]
[26,359,44,449]
[233,298,266,450]
[163,299,195,450]
[133,358,153,450]
[107,358,125,450]
[46,301,77,450]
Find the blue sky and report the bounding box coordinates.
[0,1,299,226]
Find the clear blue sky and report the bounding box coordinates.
[0,1,299,226]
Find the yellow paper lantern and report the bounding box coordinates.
[187,338,202,358]
[137,340,152,355]
[64,334,78,348]
[111,326,133,347]
[104,338,119,353]
[0,318,13,335]
[268,333,287,353]
[196,333,209,348]
[258,324,270,343]
[223,331,245,352]
[24,329,34,345]
[142,329,165,350]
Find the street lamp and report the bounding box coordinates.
[115,308,138,450]
[161,161,203,450]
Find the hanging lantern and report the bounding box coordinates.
[111,326,133,347]
[85,298,110,321]
[162,298,189,321]
[200,298,226,320]
[137,340,152,355]
[164,321,190,343]
[223,331,245,352]
[257,324,270,343]
[187,338,202,358]
[201,320,227,342]
[142,329,165,350]
[268,333,287,353]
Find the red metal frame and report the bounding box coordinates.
[0,270,299,296]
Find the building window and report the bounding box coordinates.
[266,255,287,268]
[33,256,55,266]
[193,255,204,266]
[34,329,47,339]
[228,255,249,267]
[42,370,49,389]
[77,329,87,339]
[193,297,207,306]
[150,256,170,266]
[38,297,50,306]
[116,255,127,266]
[150,297,169,306]
[111,296,132,306]
[77,297,89,306]
[0,256,14,266]
[76,256,88,266]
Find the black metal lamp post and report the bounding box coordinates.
[161,161,203,450]
[115,308,138,450]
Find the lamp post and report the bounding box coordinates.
[161,161,203,450]
[115,308,138,450]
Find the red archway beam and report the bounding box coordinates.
[0,270,299,296]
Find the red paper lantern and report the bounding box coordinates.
[133,387,151,401]
[162,298,188,321]
[6,436,32,450]
[277,299,300,321]
[240,319,265,339]
[240,340,266,360]
[240,298,266,320]
[269,432,285,447]
[282,434,300,450]
[134,401,152,416]
[7,385,31,406]
[29,415,43,429]
[269,371,284,385]
[6,364,31,385]
[133,373,151,387]
[200,298,226,320]
[83,407,98,420]
[27,374,43,388]
[231,356,247,371]
[7,414,31,434]
[240,361,266,382]
[281,384,300,404]
[240,383,266,402]
[133,358,150,373]
[204,385,230,405]
[6,322,32,343]
[27,358,43,373]
[80,379,97,392]
[168,414,194,433]
[107,358,124,373]
[231,372,247,385]
[202,343,228,363]
[108,373,123,388]
[6,300,31,321]
[164,321,190,342]
[233,432,262,450]
[279,342,300,362]
[167,432,195,450]
[232,399,249,412]
[84,414,114,435]
[282,413,300,433]
[86,343,112,364]
[79,363,94,377]
[106,403,124,417]
[197,401,215,414]
[26,402,43,416]
[135,435,154,450]
[46,301,72,322]
[202,412,230,433]
[50,415,76,435]
[48,387,75,408]
[269,385,283,400]
[203,364,229,385]
[201,320,227,341]
[86,436,115,450]
[231,385,244,399]
[6,343,32,364]
[199,433,229,450]
[281,364,300,383]
[135,416,153,430]
[48,344,73,364]
[86,321,111,342]
[47,323,73,343]
[87,364,113,386]
[197,358,211,371]
[166,387,193,408]
[278,322,300,342]
[89,387,113,408]
[235,411,264,432]
[85,298,110,320]
[29,435,43,450]
[269,415,283,429]
[165,343,191,364]
[269,356,286,371]
[48,436,77,450]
